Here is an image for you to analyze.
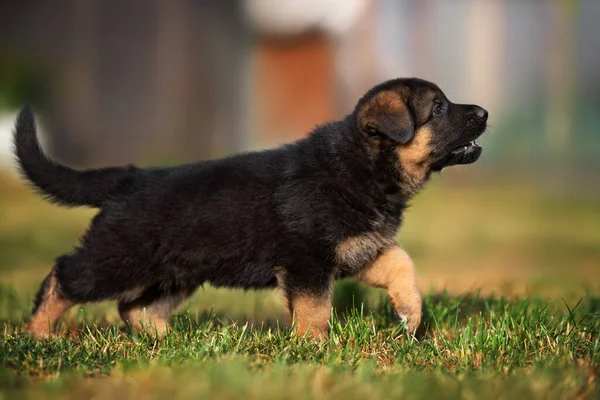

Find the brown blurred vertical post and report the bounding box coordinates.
[252,34,336,145]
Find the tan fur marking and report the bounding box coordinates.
[119,308,169,334]
[358,91,409,129]
[335,232,394,273]
[119,290,191,335]
[277,271,333,339]
[273,266,289,311]
[358,91,411,134]
[27,272,73,338]
[355,246,422,333]
[119,286,147,303]
[289,291,332,338]
[397,127,433,195]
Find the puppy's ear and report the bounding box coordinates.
[358,91,414,144]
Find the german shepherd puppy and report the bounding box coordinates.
[14,78,487,338]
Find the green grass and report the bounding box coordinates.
[0,292,598,399]
[0,172,599,399]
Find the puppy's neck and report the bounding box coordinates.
[305,119,431,218]
[374,144,431,200]
[395,154,432,198]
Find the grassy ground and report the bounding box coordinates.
[0,171,599,399]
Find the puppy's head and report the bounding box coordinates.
[355,78,488,181]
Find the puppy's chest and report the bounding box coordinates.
[333,225,397,277]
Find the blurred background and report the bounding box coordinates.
[0,0,598,325]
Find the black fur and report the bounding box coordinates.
[15,78,487,317]
[13,105,138,208]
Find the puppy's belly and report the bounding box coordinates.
[203,262,279,290]
[161,254,280,291]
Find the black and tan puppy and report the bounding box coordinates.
[14,78,487,339]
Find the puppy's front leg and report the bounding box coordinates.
[355,246,422,333]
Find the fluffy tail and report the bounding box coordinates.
[13,105,137,208]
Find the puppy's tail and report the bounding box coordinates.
[13,105,137,208]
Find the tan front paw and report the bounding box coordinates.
[390,292,422,334]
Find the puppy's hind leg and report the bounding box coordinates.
[27,259,75,338]
[118,282,195,336]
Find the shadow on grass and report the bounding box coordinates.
[2,279,598,340]
[332,280,600,338]
[331,279,509,334]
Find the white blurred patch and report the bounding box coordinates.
[0,112,17,172]
[243,0,368,37]
[0,111,48,174]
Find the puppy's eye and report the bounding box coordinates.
[432,104,443,117]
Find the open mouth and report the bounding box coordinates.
[431,139,483,172]
[450,140,481,157]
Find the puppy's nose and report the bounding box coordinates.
[474,107,488,121]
